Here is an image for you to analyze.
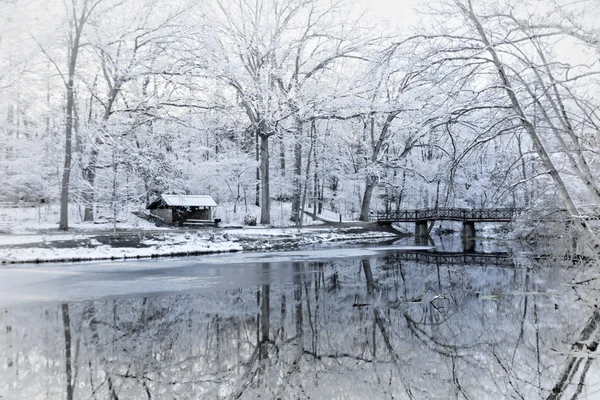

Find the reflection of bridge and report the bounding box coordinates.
[388,251,515,267]
[371,208,523,237]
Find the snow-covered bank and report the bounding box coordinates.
[0,202,401,264]
[0,227,398,264]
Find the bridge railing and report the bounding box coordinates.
[373,207,522,222]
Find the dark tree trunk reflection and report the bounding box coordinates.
[293,262,304,341]
[362,258,375,296]
[548,310,600,400]
[260,282,270,360]
[61,304,74,400]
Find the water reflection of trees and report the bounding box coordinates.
[1,255,598,399]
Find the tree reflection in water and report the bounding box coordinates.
[1,253,599,399]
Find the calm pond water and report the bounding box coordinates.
[1,240,599,399]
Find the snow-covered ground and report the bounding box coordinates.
[214,201,354,226]
[0,201,351,235]
[0,203,398,264]
[0,202,165,234]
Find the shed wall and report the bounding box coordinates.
[150,209,172,224]
[190,209,212,220]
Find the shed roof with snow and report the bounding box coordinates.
[162,194,217,207]
[147,194,217,209]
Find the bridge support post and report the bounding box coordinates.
[462,238,476,252]
[462,221,475,238]
[415,236,429,246]
[415,220,428,238]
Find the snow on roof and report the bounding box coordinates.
[161,194,217,207]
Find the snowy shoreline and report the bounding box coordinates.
[0,226,400,265]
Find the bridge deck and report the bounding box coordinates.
[373,207,522,223]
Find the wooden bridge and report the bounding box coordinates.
[371,208,521,223]
[371,207,523,237]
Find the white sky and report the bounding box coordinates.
[360,0,419,26]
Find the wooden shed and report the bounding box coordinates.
[147,194,217,226]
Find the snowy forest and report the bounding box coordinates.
[1,0,599,233]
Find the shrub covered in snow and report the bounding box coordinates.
[243,215,257,226]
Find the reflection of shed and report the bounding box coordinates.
[147,194,217,225]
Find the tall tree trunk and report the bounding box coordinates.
[7,104,14,137]
[516,134,530,206]
[299,122,315,228]
[359,176,377,222]
[397,168,406,211]
[279,134,286,175]
[81,77,97,221]
[259,131,270,224]
[82,148,97,221]
[59,17,83,230]
[358,113,395,223]
[59,79,75,230]
[312,121,319,215]
[83,83,119,221]
[255,130,260,207]
[318,179,324,214]
[290,118,303,223]
[59,0,95,230]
